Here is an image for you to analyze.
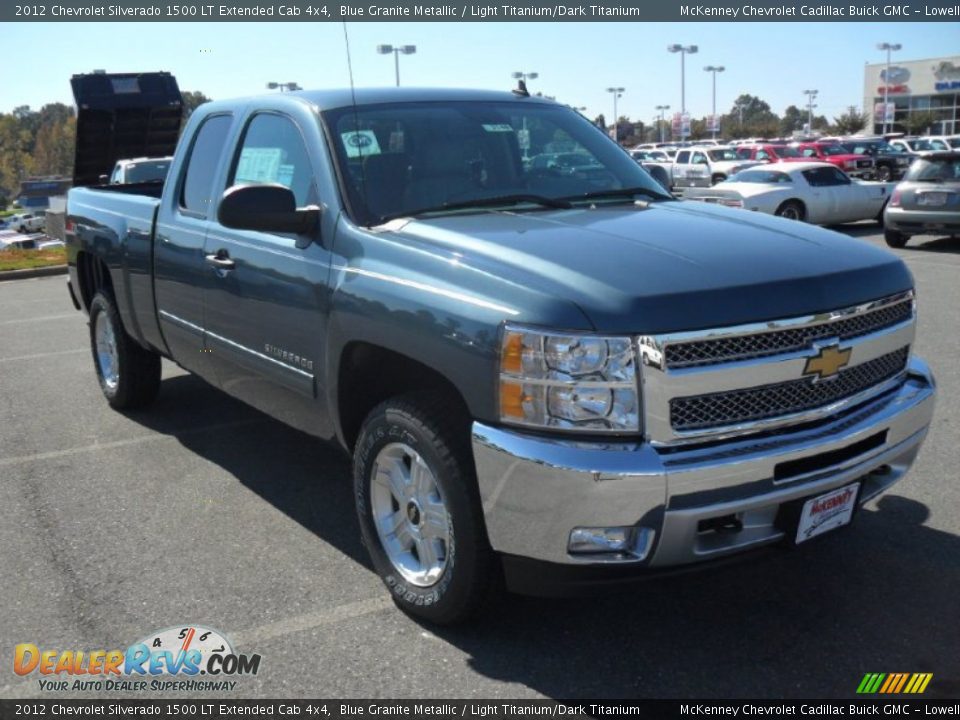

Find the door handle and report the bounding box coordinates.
[205,251,235,270]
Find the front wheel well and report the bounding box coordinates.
[337,342,471,452]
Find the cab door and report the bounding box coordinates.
[154,112,234,379]
[201,110,336,439]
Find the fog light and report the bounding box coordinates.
[568,526,654,560]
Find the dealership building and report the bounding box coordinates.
[863,54,960,136]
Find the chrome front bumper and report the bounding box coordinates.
[471,357,935,568]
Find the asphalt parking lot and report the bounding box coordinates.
[1,226,958,700]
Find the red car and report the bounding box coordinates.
[786,142,875,179]
[734,144,804,163]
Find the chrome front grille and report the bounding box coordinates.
[639,291,916,445]
[669,347,909,431]
[664,293,913,369]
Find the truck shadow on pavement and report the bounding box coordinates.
[131,373,959,700]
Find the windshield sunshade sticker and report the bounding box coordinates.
[341,130,381,158]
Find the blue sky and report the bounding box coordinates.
[3,22,958,122]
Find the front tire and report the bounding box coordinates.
[775,200,806,222]
[876,165,892,182]
[88,291,162,409]
[884,228,909,248]
[353,394,497,625]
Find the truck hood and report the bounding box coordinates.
[381,200,912,334]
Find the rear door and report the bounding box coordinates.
[154,112,234,378]
[201,108,336,437]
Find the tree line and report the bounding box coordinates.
[0,91,210,209]
[597,93,940,147]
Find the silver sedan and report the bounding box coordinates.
[884,152,960,248]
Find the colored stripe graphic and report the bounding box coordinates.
[858,672,932,694]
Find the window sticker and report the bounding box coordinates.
[276,164,295,187]
[235,147,282,184]
[341,130,381,158]
[482,123,515,133]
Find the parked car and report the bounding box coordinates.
[734,144,803,163]
[0,233,44,251]
[840,138,917,182]
[883,151,960,247]
[888,137,951,156]
[684,162,894,224]
[5,212,45,234]
[629,150,673,190]
[105,156,174,185]
[787,142,875,179]
[671,146,763,188]
[66,86,934,624]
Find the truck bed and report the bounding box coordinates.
[67,185,164,354]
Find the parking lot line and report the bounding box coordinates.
[0,348,86,363]
[233,596,394,647]
[0,313,77,326]
[0,418,268,467]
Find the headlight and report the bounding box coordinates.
[499,324,639,433]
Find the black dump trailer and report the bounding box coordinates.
[71,71,183,187]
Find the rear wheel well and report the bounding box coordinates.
[76,251,113,311]
[337,342,471,452]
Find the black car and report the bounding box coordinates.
[841,138,917,182]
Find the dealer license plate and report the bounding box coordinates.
[917,192,948,207]
[795,483,860,544]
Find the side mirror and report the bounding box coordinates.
[218,184,320,239]
[98,174,109,184]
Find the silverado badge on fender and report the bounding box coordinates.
[803,344,852,381]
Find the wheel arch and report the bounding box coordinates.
[335,341,472,453]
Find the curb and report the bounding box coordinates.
[0,265,68,282]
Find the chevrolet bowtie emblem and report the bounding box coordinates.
[803,345,852,380]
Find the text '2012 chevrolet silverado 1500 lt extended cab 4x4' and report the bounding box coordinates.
[66,87,936,624]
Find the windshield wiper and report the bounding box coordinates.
[558,186,671,203]
[375,193,573,224]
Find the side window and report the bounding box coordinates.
[180,114,233,216]
[757,150,769,160]
[802,148,816,158]
[110,166,121,183]
[692,152,708,165]
[676,151,690,164]
[828,167,851,185]
[230,114,313,206]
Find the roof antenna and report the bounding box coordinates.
[512,79,529,98]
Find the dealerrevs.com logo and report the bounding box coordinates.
[13,625,261,692]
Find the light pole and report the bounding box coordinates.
[667,44,698,139]
[803,89,818,135]
[606,87,625,142]
[703,65,725,140]
[877,42,902,134]
[655,104,670,143]
[266,82,301,93]
[377,44,416,87]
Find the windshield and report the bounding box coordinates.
[819,145,848,156]
[707,148,739,161]
[905,157,960,183]
[728,169,793,184]
[324,101,669,224]
[126,160,171,183]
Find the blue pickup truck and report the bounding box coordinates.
[66,87,936,624]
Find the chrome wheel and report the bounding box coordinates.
[371,442,450,587]
[777,203,803,221]
[94,311,119,391]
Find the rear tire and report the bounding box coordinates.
[775,200,806,222]
[88,291,161,409]
[884,228,909,248]
[353,393,498,625]
[711,174,726,185]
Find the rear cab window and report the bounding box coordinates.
[180,114,234,218]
